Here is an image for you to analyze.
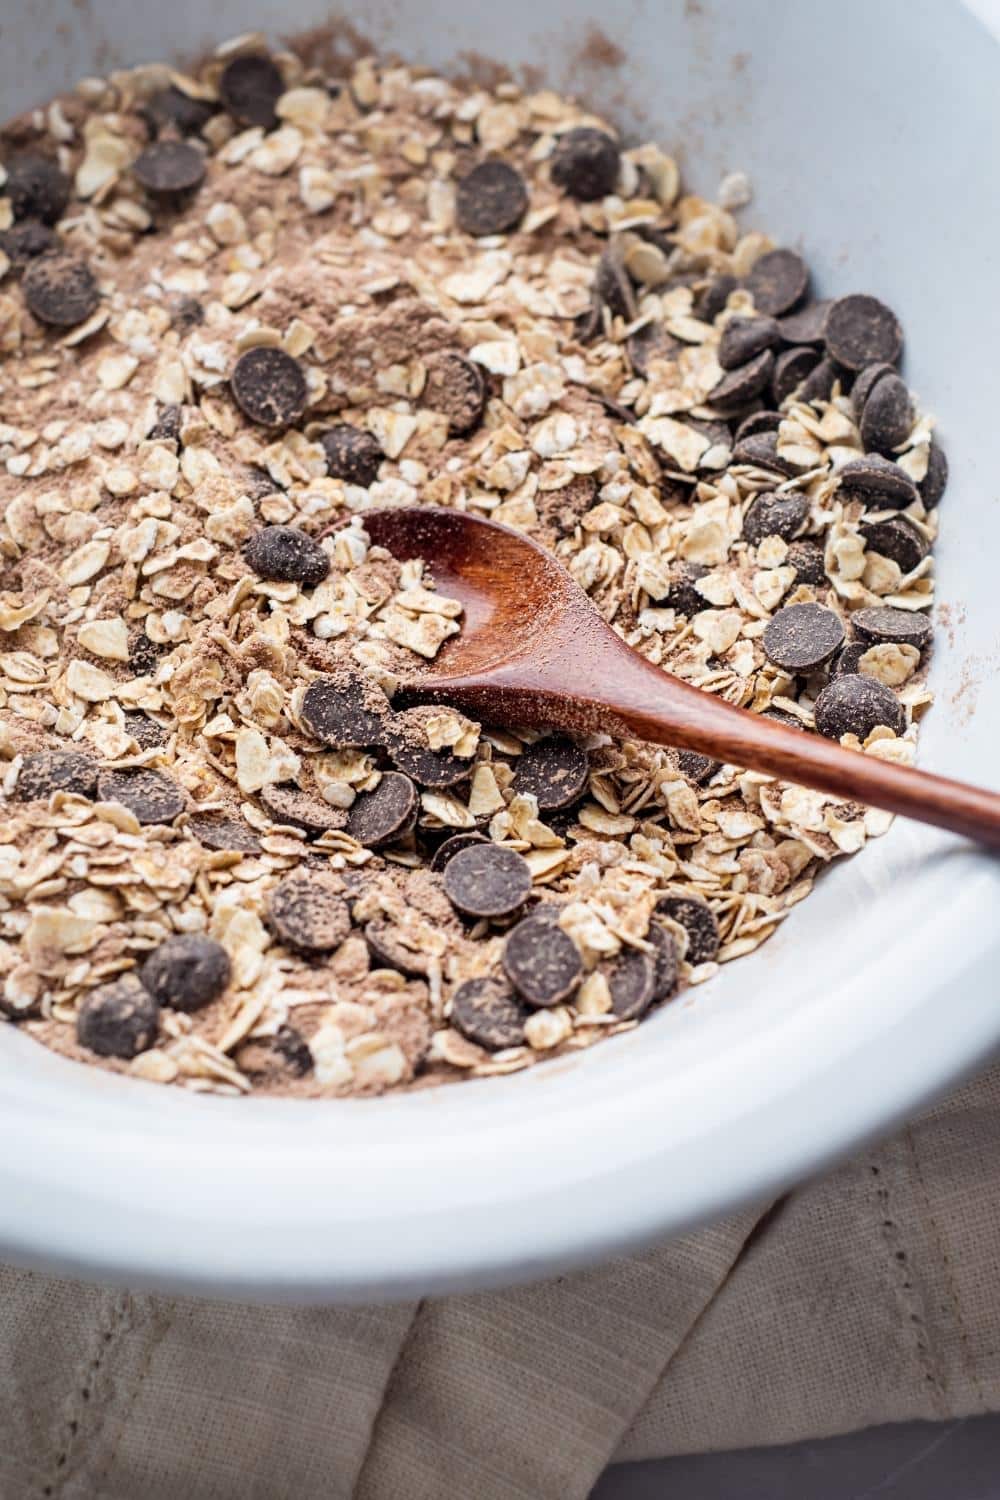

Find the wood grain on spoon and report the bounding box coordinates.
[361,507,1000,850]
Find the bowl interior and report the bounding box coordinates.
[3,0,1000,1301]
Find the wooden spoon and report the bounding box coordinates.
[362,507,1000,849]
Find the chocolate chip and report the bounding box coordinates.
[244,524,329,586]
[300,675,391,749]
[920,440,948,509]
[626,321,682,379]
[261,782,348,837]
[455,159,528,236]
[512,736,589,810]
[15,750,97,802]
[594,247,637,322]
[786,538,827,585]
[96,768,186,824]
[655,895,720,965]
[695,273,740,321]
[363,918,431,977]
[0,220,57,268]
[23,252,99,327]
[3,154,70,223]
[132,140,206,199]
[386,713,471,789]
[589,390,637,425]
[761,706,807,730]
[451,975,528,1050]
[502,910,582,1006]
[550,126,620,201]
[676,750,720,785]
[168,294,204,331]
[771,345,820,406]
[186,815,261,854]
[763,602,845,673]
[742,490,809,545]
[237,1024,313,1079]
[814,674,905,740]
[831,642,868,678]
[128,631,165,678]
[346,771,418,848]
[860,515,928,574]
[859,373,913,454]
[219,53,285,129]
[825,294,902,371]
[147,403,182,441]
[745,249,810,316]
[731,430,801,477]
[123,711,168,749]
[708,349,775,411]
[444,843,532,919]
[267,874,351,954]
[605,947,656,1021]
[231,347,308,429]
[572,296,603,345]
[776,299,832,346]
[140,934,231,1013]
[665,562,708,618]
[142,85,218,137]
[648,925,680,1002]
[851,606,932,651]
[718,315,781,370]
[687,417,733,464]
[274,1024,314,1075]
[429,830,489,872]
[837,454,919,510]
[77,975,158,1059]
[851,361,896,418]
[798,355,840,405]
[420,351,487,435]
[319,424,383,486]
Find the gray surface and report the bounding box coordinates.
[593,1416,1000,1498]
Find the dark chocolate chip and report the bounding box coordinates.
[676,750,720,784]
[455,159,528,236]
[450,974,528,1050]
[860,515,928,574]
[837,454,919,510]
[655,895,720,965]
[3,154,70,223]
[429,830,489,872]
[648,925,680,1002]
[665,562,708,618]
[512,736,589,810]
[695,273,739,322]
[386,713,471,789]
[851,361,896,418]
[186,815,261,854]
[231,347,308,429]
[572,295,603,345]
[825,294,902,371]
[267,874,351,954]
[798,355,840,405]
[502,909,583,1006]
[23,252,99,327]
[859,373,913,454]
[786,538,827,585]
[626,320,683,377]
[708,349,775,410]
[814,674,905,740]
[831,642,868,678]
[718,315,781,371]
[168,294,204,331]
[851,606,932,651]
[771,345,819,406]
[128,631,165,678]
[763,602,845,673]
[219,53,285,129]
[550,126,620,201]
[444,843,532,919]
[777,299,832,346]
[0,220,57,268]
[319,424,383,486]
[96,768,186,824]
[742,490,809,545]
[761,706,807,730]
[147,403,182,441]
[15,750,97,802]
[300,675,391,749]
[594,247,637,322]
[123,711,168,749]
[420,350,487,435]
[142,85,218,137]
[346,771,418,848]
[745,249,810,316]
[588,389,637,426]
[237,1024,313,1078]
[140,934,231,1012]
[132,140,206,198]
[261,781,348,837]
[244,524,329,586]
[688,418,733,465]
[730,429,801,477]
[77,975,159,1059]
[273,1024,314,1075]
[363,917,431,977]
[919,440,948,509]
[602,946,656,1022]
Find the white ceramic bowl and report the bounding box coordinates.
[3,0,999,1303]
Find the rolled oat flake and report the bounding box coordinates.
[455,159,528,236]
[742,490,809,545]
[708,348,775,410]
[859,372,913,454]
[140,934,231,1013]
[745,248,810,316]
[232,347,308,428]
[450,975,528,1051]
[219,52,284,129]
[267,874,351,954]
[320,424,383,486]
[300,674,391,749]
[851,606,932,651]
[429,830,489,872]
[512,736,589,810]
[261,782,348,837]
[3,154,70,223]
[813,674,905,740]
[77,975,159,1060]
[606,946,656,1021]
[96,767,185,825]
[444,843,532,919]
[15,750,97,802]
[655,895,720,965]
[420,351,487,435]
[23,253,99,327]
[244,524,330,586]
[502,910,583,1006]
[346,772,418,848]
[132,140,206,197]
[824,294,903,371]
[763,602,845,673]
[550,126,620,201]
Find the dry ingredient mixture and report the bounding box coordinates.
[0,36,945,1098]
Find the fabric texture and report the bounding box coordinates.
[4,1064,1000,1500]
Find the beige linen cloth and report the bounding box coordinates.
[3,1063,1000,1499]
